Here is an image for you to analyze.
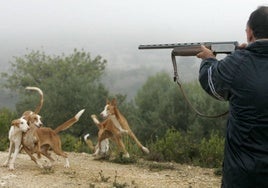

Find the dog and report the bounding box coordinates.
[91,99,149,158]
[2,117,30,170]
[83,133,110,157]
[2,86,43,170]
[22,109,85,168]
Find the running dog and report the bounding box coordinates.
[2,117,30,170]
[91,99,149,158]
[22,109,85,168]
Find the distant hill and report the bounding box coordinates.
[0,51,200,109]
[102,56,199,101]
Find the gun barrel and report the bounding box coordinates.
[139,41,239,56]
[139,42,203,49]
[138,41,238,49]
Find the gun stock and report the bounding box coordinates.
[139,41,239,56]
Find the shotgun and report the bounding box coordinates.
[138,41,239,56]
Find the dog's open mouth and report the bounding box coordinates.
[100,114,109,120]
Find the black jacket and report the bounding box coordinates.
[199,40,268,187]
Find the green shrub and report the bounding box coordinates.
[199,131,224,168]
[0,108,17,151]
[60,134,91,153]
[147,128,198,163]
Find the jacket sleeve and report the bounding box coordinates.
[198,53,241,101]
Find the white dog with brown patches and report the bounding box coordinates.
[91,99,149,158]
[3,117,30,170]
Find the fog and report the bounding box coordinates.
[1,0,267,70]
[0,0,267,104]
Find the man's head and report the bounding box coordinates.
[246,6,268,42]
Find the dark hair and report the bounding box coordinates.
[247,6,268,39]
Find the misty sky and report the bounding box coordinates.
[1,0,267,71]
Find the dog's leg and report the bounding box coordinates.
[53,151,69,168]
[92,144,100,156]
[127,130,150,154]
[40,145,55,167]
[100,139,109,154]
[49,142,69,168]
[64,158,70,168]
[114,136,130,158]
[110,115,128,134]
[8,143,21,170]
[22,146,43,168]
[93,129,105,157]
[91,114,102,129]
[2,142,14,168]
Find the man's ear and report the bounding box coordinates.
[246,26,255,43]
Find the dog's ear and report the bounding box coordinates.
[11,119,19,127]
[111,98,117,106]
[106,98,110,104]
[22,115,30,123]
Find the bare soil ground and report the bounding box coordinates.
[0,151,221,188]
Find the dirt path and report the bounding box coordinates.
[0,151,221,188]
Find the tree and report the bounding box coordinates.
[134,72,191,141]
[134,71,227,142]
[1,49,109,136]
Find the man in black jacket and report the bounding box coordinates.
[197,6,268,188]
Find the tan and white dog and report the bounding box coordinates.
[22,109,85,168]
[2,86,43,170]
[3,117,30,170]
[91,99,149,158]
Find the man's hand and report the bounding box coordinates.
[196,45,216,59]
[237,43,247,49]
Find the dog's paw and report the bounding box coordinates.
[91,114,97,119]
[8,164,15,171]
[2,160,9,167]
[120,129,128,134]
[36,161,44,168]
[142,147,150,154]
[123,153,130,158]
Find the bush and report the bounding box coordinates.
[0,108,17,151]
[146,128,224,168]
[199,131,224,168]
[60,134,91,153]
[147,128,198,163]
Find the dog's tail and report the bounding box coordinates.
[83,133,95,151]
[54,109,85,134]
[25,86,44,114]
